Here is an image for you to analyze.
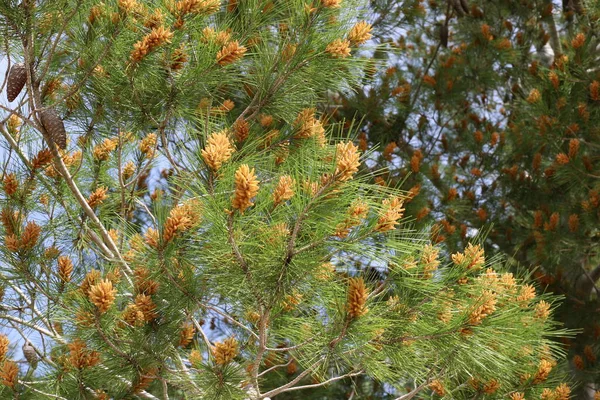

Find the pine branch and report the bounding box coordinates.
[0,313,61,341]
[204,304,259,340]
[172,352,203,395]
[227,212,265,307]
[10,6,135,283]
[190,315,213,354]
[546,3,563,56]
[1,274,56,335]
[259,358,323,399]
[273,370,365,395]
[19,383,68,400]
[36,0,84,87]
[256,358,294,378]
[265,336,315,353]
[393,378,432,400]
[250,309,270,395]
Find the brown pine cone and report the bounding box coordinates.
[39,109,67,149]
[22,341,38,369]
[7,63,27,102]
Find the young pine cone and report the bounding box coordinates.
[7,63,27,102]
[39,109,67,149]
[22,341,38,369]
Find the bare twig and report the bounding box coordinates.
[393,378,432,400]
[259,359,322,398]
[257,358,293,378]
[20,383,69,400]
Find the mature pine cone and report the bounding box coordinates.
[39,109,67,149]
[7,63,27,102]
[563,0,584,15]
[439,24,449,48]
[22,341,38,369]
[449,0,469,16]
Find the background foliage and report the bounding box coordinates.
[332,0,600,398]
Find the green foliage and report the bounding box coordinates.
[334,0,600,397]
[0,0,577,399]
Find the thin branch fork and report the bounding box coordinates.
[259,309,357,398]
[393,378,432,400]
[2,274,52,328]
[259,358,322,399]
[274,174,341,300]
[8,320,59,367]
[226,212,266,307]
[250,308,270,395]
[260,357,363,399]
[19,383,69,400]
[380,329,459,345]
[265,336,315,352]
[93,314,139,368]
[203,304,259,340]
[190,315,213,354]
[273,370,364,395]
[172,352,203,395]
[0,313,64,343]
[256,358,294,378]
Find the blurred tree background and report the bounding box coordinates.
[329,0,600,398]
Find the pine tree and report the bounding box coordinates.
[334,0,600,397]
[0,0,573,399]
